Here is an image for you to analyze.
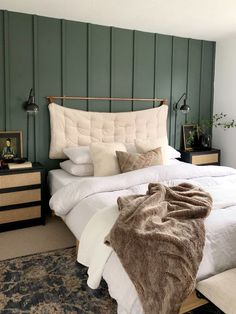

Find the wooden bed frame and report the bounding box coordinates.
[75,239,208,313]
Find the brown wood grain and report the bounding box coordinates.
[179,290,208,313]
[0,206,41,223]
[0,172,41,189]
[192,153,219,165]
[1,189,41,206]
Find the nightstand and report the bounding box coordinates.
[0,163,46,232]
[180,149,221,166]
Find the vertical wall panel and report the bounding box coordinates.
[199,41,215,120]
[8,12,33,157]
[111,28,133,112]
[187,39,202,124]
[0,10,215,169]
[155,34,173,136]
[3,11,10,130]
[171,37,188,148]
[88,24,110,111]
[64,21,87,110]
[0,11,5,130]
[133,31,155,110]
[37,16,61,169]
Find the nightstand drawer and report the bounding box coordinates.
[192,153,219,165]
[0,172,41,189]
[0,206,41,224]
[0,189,41,207]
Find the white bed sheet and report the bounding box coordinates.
[48,169,89,195]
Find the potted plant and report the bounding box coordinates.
[198,113,236,149]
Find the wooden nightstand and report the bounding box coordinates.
[180,149,221,166]
[0,163,46,232]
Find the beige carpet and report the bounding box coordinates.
[0,216,75,261]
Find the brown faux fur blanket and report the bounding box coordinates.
[105,182,212,314]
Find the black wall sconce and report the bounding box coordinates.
[173,93,190,148]
[25,88,39,162]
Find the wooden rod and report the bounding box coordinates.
[47,96,168,105]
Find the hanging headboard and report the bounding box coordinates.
[47,96,168,159]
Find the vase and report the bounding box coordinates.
[201,133,212,149]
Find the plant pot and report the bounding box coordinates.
[200,133,212,150]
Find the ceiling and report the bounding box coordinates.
[1,0,236,41]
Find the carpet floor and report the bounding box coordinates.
[0,216,75,261]
[0,247,223,314]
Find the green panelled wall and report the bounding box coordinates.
[0,11,215,169]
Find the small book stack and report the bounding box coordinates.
[8,161,32,170]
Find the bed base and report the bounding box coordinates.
[75,239,208,313]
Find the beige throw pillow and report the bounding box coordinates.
[116,148,164,173]
[135,139,168,164]
[90,142,127,176]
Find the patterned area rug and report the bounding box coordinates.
[0,247,222,314]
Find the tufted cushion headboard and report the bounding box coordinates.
[49,102,168,159]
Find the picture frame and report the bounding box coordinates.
[0,131,23,160]
[182,124,198,151]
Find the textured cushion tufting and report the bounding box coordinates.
[49,103,168,159]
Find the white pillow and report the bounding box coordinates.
[167,145,181,159]
[60,160,93,176]
[90,142,127,176]
[135,140,180,161]
[135,139,168,165]
[63,146,92,164]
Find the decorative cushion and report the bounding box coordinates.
[90,142,127,177]
[49,103,168,159]
[116,148,164,173]
[135,139,168,164]
[60,160,94,176]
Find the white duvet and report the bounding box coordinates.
[50,162,236,314]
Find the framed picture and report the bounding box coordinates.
[182,124,198,151]
[0,131,23,160]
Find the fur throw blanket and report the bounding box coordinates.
[105,182,212,314]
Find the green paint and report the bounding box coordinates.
[133,31,155,111]
[0,11,5,130]
[111,28,133,112]
[187,39,202,124]
[0,10,215,169]
[171,37,188,147]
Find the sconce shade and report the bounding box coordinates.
[173,92,190,148]
[180,99,190,114]
[25,89,39,113]
[25,102,39,113]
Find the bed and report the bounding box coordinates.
[48,96,236,314]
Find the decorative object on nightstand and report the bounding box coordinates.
[182,124,199,151]
[0,130,31,169]
[25,88,39,162]
[173,92,190,148]
[0,131,23,160]
[198,112,236,150]
[0,163,46,232]
[180,148,220,166]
